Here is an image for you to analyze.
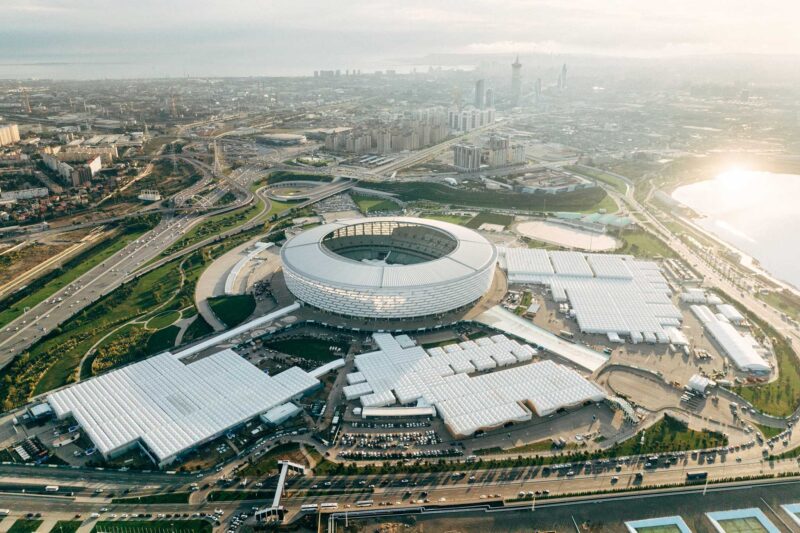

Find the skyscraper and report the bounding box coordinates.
[474,79,485,109]
[511,55,522,107]
[485,88,494,108]
[534,78,542,101]
[559,63,568,90]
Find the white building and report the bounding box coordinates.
[344,334,605,437]
[47,349,320,467]
[0,124,20,147]
[281,217,497,319]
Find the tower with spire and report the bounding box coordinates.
[511,55,522,107]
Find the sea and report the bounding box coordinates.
[671,170,800,289]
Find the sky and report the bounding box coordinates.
[3,0,800,78]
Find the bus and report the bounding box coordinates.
[300,504,319,512]
[559,330,575,341]
[0,510,10,516]
[45,485,59,492]
[355,500,374,507]
[320,503,338,510]
[686,471,708,482]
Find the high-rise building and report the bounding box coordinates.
[0,124,20,147]
[474,79,485,109]
[485,88,494,108]
[511,55,522,107]
[534,78,542,101]
[452,143,482,172]
[559,63,567,90]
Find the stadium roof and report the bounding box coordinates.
[47,349,319,464]
[281,217,496,289]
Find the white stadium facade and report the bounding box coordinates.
[281,217,497,319]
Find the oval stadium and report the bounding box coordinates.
[280,217,497,319]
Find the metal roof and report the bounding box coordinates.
[281,217,497,289]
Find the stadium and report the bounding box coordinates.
[280,217,498,319]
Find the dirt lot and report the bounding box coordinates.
[0,228,94,286]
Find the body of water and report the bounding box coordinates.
[671,170,800,289]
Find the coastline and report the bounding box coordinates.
[668,196,800,297]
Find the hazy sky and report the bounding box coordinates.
[4,0,800,78]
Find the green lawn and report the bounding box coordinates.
[112,492,190,504]
[0,215,159,329]
[264,337,348,362]
[734,331,800,417]
[163,201,263,255]
[759,290,800,321]
[421,214,473,225]
[608,415,727,456]
[91,521,211,533]
[208,294,256,328]
[755,423,783,439]
[616,230,676,258]
[147,310,181,329]
[182,315,214,342]
[207,490,273,502]
[565,165,628,193]
[476,439,553,456]
[145,325,180,353]
[0,251,207,409]
[267,170,332,184]
[50,521,82,533]
[465,211,515,229]
[351,193,401,214]
[581,193,619,214]
[367,181,609,212]
[7,520,43,533]
[236,442,302,478]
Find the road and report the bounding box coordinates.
[613,181,800,350]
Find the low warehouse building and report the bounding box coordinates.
[47,349,320,467]
[344,334,605,437]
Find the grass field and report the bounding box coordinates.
[208,294,256,328]
[465,211,515,229]
[146,310,181,329]
[236,442,304,478]
[50,521,82,533]
[734,331,800,417]
[421,214,473,225]
[264,337,349,362]
[717,517,770,533]
[0,250,207,408]
[7,520,43,533]
[758,290,800,321]
[91,521,211,533]
[351,193,401,214]
[267,170,332,184]
[0,216,159,329]
[565,165,628,194]
[609,415,727,456]
[163,201,263,254]
[476,439,553,456]
[182,315,214,342]
[636,525,683,533]
[755,423,783,439]
[366,181,610,212]
[264,337,347,362]
[112,492,190,504]
[616,230,677,258]
[719,290,800,417]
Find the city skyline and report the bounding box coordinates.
[3,0,800,79]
